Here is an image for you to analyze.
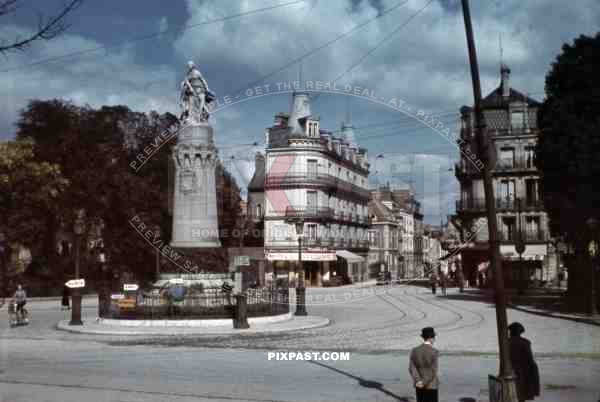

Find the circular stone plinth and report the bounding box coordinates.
[97,312,292,327]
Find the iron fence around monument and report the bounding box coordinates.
[105,287,289,320]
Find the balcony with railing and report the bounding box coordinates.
[497,230,548,243]
[457,197,544,213]
[455,162,481,179]
[263,172,370,200]
[493,157,537,173]
[284,206,334,220]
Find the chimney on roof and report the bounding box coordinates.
[289,91,311,135]
[501,63,511,98]
[254,151,265,176]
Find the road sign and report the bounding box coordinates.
[234,255,251,266]
[65,279,85,288]
[110,293,125,300]
[123,283,139,291]
[169,278,184,284]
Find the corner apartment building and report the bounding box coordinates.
[454,64,557,286]
[368,190,401,278]
[367,185,423,279]
[250,90,371,286]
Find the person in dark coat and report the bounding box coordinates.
[508,322,540,402]
[61,285,70,310]
[429,273,437,294]
[409,327,439,402]
[439,273,447,296]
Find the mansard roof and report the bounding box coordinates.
[481,86,541,109]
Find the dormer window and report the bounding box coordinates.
[306,120,320,138]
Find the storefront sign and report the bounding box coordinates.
[266,252,337,261]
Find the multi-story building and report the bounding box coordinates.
[423,225,445,276]
[454,64,557,286]
[391,188,423,278]
[367,185,424,279]
[368,190,401,278]
[251,90,371,286]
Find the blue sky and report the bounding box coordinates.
[1,0,599,223]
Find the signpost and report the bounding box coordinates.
[169,278,184,284]
[234,255,251,266]
[65,279,85,289]
[123,283,139,291]
[110,293,125,300]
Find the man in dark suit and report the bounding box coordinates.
[508,322,540,401]
[409,327,439,402]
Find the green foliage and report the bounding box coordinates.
[8,99,244,291]
[538,32,600,238]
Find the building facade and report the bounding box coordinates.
[367,185,425,279]
[368,190,401,278]
[253,91,370,286]
[454,64,557,287]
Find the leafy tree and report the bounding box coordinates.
[537,32,600,312]
[0,138,68,296]
[13,99,245,292]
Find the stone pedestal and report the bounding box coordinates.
[171,122,221,248]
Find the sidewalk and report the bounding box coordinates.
[450,287,600,326]
[56,313,330,336]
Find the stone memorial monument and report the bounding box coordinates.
[170,61,221,248]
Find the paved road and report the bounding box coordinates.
[1,340,598,402]
[0,285,599,401]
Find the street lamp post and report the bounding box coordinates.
[515,198,526,296]
[585,218,598,316]
[287,218,307,316]
[154,225,161,279]
[70,209,85,326]
[0,232,7,302]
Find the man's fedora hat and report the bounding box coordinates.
[421,327,436,339]
[508,322,525,335]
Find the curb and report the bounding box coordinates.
[507,303,600,326]
[28,294,98,302]
[56,316,330,336]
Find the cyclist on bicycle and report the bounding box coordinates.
[14,284,27,318]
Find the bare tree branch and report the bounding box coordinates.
[0,0,82,54]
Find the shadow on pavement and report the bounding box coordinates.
[308,360,411,401]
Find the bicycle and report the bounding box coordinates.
[8,300,29,327]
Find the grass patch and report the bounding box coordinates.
[545,384,577,390]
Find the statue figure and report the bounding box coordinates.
[179,61,214,122]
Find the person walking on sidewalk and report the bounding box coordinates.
[61,285,70,310]
[508,322,540,402]
[440,273,447,296]
[429,273,437,294]
[409,327,439,402]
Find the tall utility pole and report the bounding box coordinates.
[461,1,518,401]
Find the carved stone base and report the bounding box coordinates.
[170,122,221,249]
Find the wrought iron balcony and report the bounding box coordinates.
[493,157,537,172]
[263,173,370,200]
[457,197,544,213]
[264,174,335,189]
[498,230,548,243]
[303,237,322,247]
[455,162,481,179]
[284,206,334,220]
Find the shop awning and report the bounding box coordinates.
[500,244,547,261]
[266,251,337,261]
[335,250,365,263]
